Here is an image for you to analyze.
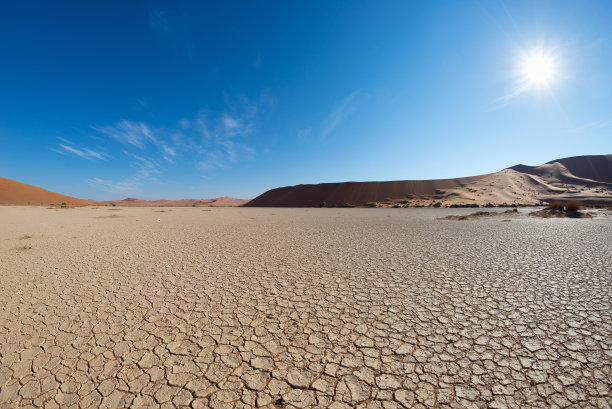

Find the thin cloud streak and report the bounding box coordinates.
[88,177,142,196]
[322,91,368,137]
[88,151,161,197]
[93,120,177,164]
[570,119,611,132]
[194,103,258,169]
[52,139,108,161]
[93,120,154,149]
[63,92,268,198]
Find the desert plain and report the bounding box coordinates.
[0,206,611,409]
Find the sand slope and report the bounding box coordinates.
[0,177,90,205]
[246,154,612,207]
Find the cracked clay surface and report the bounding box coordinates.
[0,206,610,408]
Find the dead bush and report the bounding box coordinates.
[565,200,583,212]
[547,201,564,210]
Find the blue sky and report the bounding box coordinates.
[1,1,611,200]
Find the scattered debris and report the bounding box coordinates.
[438,209,519,221]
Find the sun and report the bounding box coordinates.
[520,49,557,89]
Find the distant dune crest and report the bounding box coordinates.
[0,178,247,206]
[95,197,248,207]
[2,154,610,207]
[245,154,612,207]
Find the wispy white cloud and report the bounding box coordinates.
[491,84,531,109]
[88,177,142,196]
[322,91,368,137]
[88,151,161,197]
[122,151,161,179]
[56,136,73,145]
[570,119,611,133]
[93,119,178,165]
[93,120,154,149]
[162,145,176,159]
[178,118,191,130]
[52,138,108,161]
[83,92,268,196]
[192,100,259,169]
[195,141,254,170]
[221,114,242,135]
[196,151,227,170]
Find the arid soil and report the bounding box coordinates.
[0,207,610,408]
[437,209,520,221]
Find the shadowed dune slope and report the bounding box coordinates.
[0,177,90,205]
[245,154,612,207]
[246,176,486,207]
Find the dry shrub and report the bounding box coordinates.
[547,201,564,210]
[565,200,583,212]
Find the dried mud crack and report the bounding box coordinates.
[0,206,610,408]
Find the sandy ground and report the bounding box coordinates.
[0,206,611,409]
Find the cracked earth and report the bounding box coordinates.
[0,206,610,408]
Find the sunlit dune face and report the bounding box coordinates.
[520,50,557,89]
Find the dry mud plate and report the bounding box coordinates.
[0,207,611,409]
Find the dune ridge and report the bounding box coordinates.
[0,177,90,206]
[95,197,248,207]
[245,154,612,207]
[0,178,248,206]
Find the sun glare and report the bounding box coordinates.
[520,49,557,88]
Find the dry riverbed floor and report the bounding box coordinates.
[0,206,610,409]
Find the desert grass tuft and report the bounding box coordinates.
[547,201,564,210]
[565,200,583,212]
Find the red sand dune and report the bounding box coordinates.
[0,178,248,207]
[0,177,90,206]
[95,196,248,207]
[3,154,610,208]
[245,154,612,207]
